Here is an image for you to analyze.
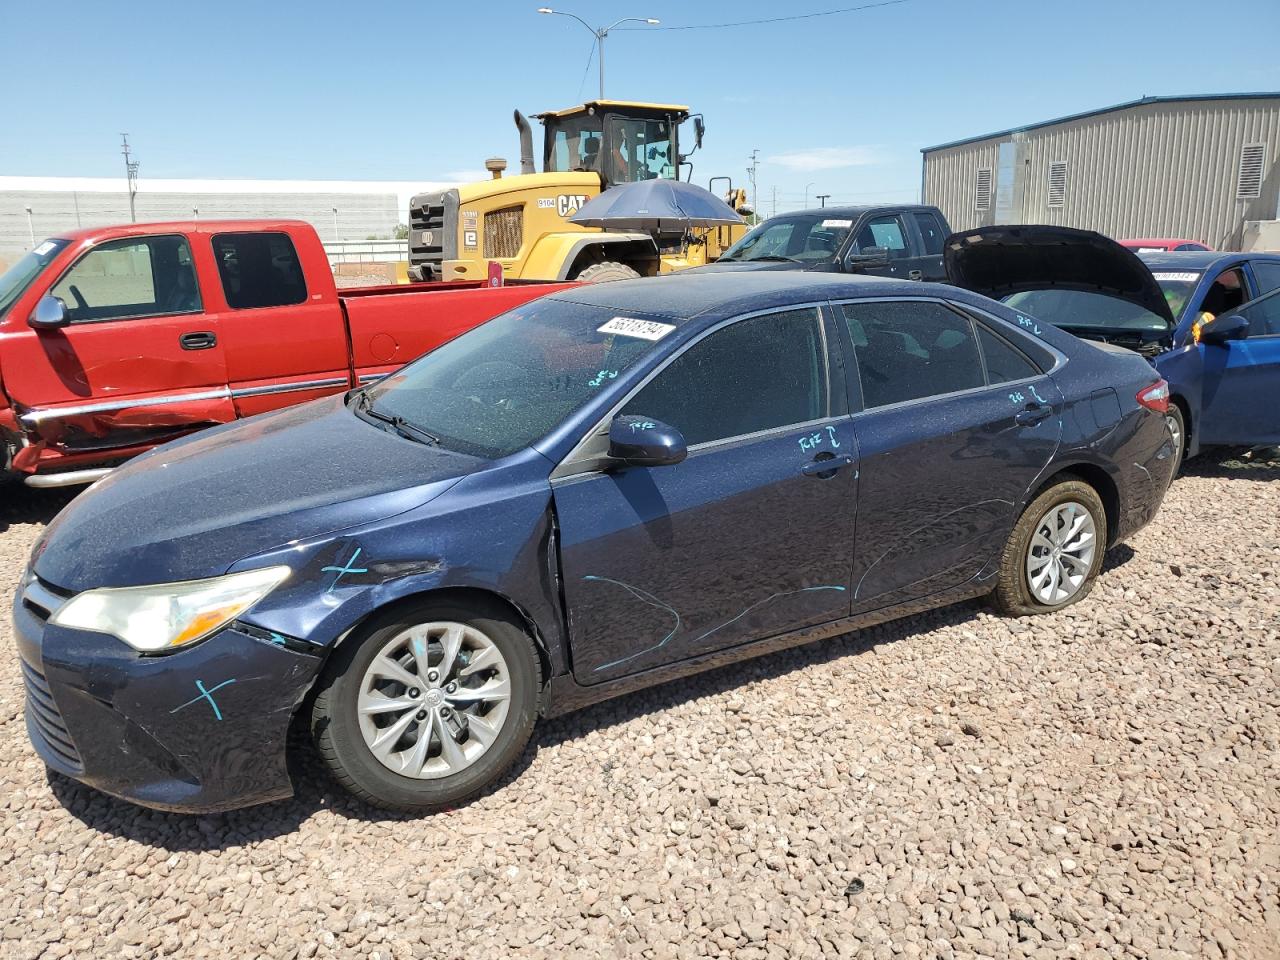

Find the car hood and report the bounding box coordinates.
[944,225,1176,329]
[34,396,485,591]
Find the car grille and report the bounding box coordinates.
[484,206,523,260]
[22,661,83,772]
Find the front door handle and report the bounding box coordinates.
[1015,402,1054,426]
[907,269,924,281]
[180,331,217,351]
[801,453,855,477]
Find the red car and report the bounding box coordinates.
[0,220,570,487]
[1118,238,1212,253]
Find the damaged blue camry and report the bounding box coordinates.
[15,272,1177,813]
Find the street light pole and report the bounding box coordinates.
[24,206,34,247]
[804,183,815,208]
[537,8,660,99]
[331,207,339,242]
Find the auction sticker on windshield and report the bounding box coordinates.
[1152,272,1200,283]
[597,317,677,340]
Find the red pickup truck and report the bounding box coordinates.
[0,220,570,487]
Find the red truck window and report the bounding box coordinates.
[50,235,202,323]
[211,232,308,310]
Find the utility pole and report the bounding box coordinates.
[746,149,760,221]
[121,134,139,223]
[331,207,340,242]
[771,186,778,218]
[24,207,35,247]
[816,194,830,208]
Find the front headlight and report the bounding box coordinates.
[50,566,291,653]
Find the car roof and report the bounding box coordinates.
[765,204,938,220]
[546,270,973,325]
[1136,250,1279,271]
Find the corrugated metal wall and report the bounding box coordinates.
[923,139,1002,233]
[923,97,1280,248]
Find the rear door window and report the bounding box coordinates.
[840,300,985,408]
[51,235,201,322]
[912,212,947,255]
[211,232,307,310]
[622,308,833,445]
[1250,260,1280,296]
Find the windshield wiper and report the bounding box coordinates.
[742,254,801,263]
[353,390,440,446]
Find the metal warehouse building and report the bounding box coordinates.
[922,93,1280,250]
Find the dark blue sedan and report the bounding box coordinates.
[946,226,1280,464]
[15,272,1176,813]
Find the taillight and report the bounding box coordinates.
[1136,379,1170,414]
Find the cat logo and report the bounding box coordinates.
[556,194,590,217]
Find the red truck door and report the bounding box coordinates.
[4,233,236,456]
[202,229,351,416]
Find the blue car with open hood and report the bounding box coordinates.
[15,271,1176,813]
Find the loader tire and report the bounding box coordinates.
[573,261,642,283]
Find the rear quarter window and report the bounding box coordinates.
[212,232,307,310]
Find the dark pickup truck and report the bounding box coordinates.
[687,204,952,282]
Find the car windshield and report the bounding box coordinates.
[359,298,675,458]
[0,238,69,319]
[1148,271,1202,320]
[718,214,851,263]
[1004,289,1171,332]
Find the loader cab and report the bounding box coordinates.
[536,101,692,186]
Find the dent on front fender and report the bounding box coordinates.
[231,469,570,678]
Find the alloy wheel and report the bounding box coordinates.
[357,621,512,779]
[1024,501,1097,605]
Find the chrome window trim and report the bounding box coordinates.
[551,301,833,481]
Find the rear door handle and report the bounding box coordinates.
[801,453,855,477]
[1015,403,1054,426]
[180,331,217,351]
[907,269,924,281]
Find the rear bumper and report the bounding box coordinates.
[13,584,324,813]
[1113,411,1178,543]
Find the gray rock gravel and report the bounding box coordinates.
[1,451,1277,958]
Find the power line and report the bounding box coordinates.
[575,37,597,100]
[617,1,908,31]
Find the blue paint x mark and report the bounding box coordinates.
[268,632,287,646]
[322,546,369,594]
[170,678,236,721]
[584,576,682,672]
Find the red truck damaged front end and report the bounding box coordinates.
[0,219,572,487]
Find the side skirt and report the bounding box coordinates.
[542,577,994,719]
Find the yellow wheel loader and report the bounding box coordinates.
[408,101,748,283]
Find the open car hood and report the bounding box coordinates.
[944,225,1176,330]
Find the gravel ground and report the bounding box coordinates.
[1,451,1277,959]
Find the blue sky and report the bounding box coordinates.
[4,0,1279,213]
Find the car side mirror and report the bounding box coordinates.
[846,246,889,270]
[1198,311,1249,345]
[607,415,687,468]
[29,295,70,329]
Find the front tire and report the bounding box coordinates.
[990,479,1107,617]
[1165,403,1186,474]
[312,600,541,813]
[573,260,642,283]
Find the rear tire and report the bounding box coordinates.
[573,260,642,283]
[311,599,541,813]
[989,479,1107,617]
